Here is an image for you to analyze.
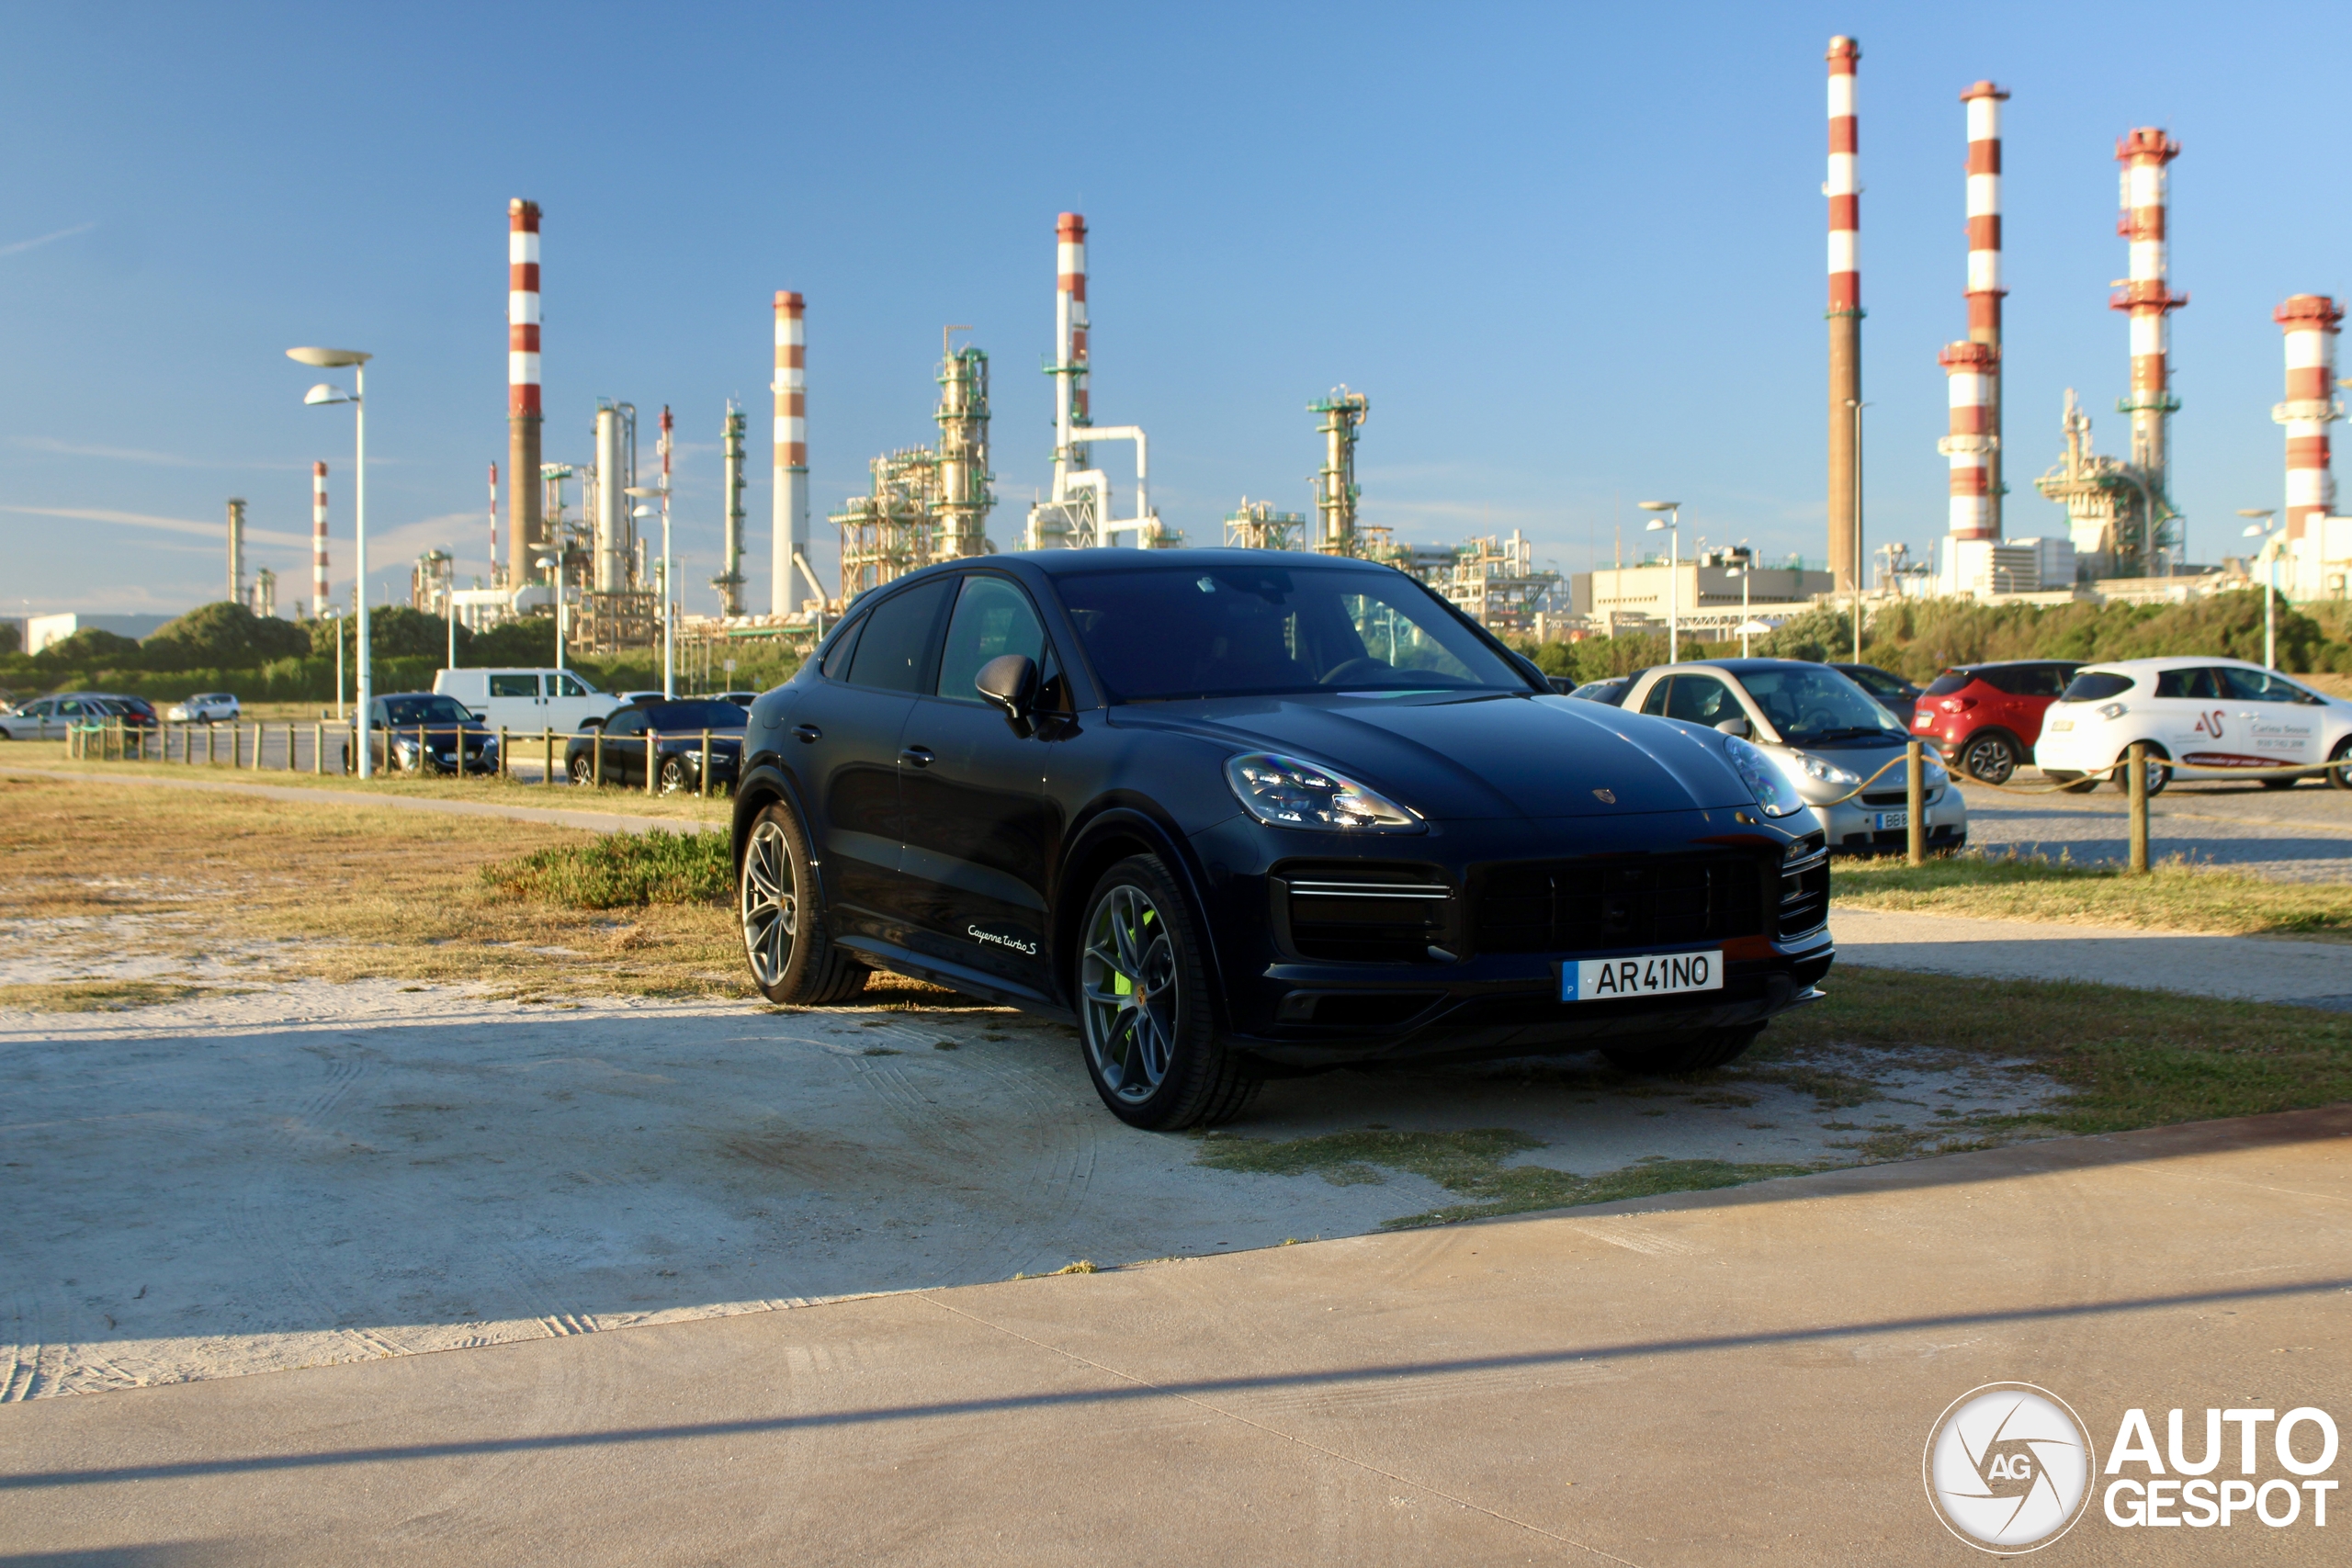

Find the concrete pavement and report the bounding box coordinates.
[2,1106,2346,1563]
[1832,907,2352,1011]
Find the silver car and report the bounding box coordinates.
[0,693,113,739]
[1623,659,1968,854]
[164,692,240,722]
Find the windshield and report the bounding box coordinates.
[640,701,748,730]
[1740,665,1905,744]
[1057,563,1526,702]
[380,695,474,726]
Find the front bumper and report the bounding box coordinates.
[1804,786,1967,855]
[1186,808,1836,1068]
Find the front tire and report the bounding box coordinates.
[739,802,866,1005]
[1078,854,1257,1130]
[659,756,690,795]
[2111,748,2171,797]
[1959,731,2019,785]
[1604,1025,1763,1076]
[568,753,595,785]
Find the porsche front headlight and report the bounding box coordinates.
[1724,735,1804,818]
[1225,752,1420,831]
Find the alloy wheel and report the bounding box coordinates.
[1080,884,1180,1104]
[660,757,689,795]
[741,819,797,987]
[1961,733,2017,785]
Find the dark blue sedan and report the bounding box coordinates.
[566,699,746,794]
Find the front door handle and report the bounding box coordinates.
[899,745,935,768]
[794,724,822,743]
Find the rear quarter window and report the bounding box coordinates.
[1924,671,1975,697]
[2061,671,2134,703]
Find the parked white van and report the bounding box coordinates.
[433,668,628,734]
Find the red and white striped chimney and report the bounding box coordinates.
[311,461,330,618]
[2274,294,2344,547]
[1053,211,1091,502]
[771,290,807,615]
[2112,131,2185,507]
[507,199,544,587]
[1937,343,1997,542]
[1825,37,1862,594]
[1962,81,2008,537]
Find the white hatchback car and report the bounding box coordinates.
[2035,657,2352,794]
[164,692,240,722]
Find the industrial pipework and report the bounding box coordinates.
[714,401,747,616]
[1024,211,1162,547]
[311,464,330,618]
[507,199,544,587]
[2273,295,2343,552]
[1826,36,1862,595]
[1310,389,1369,555]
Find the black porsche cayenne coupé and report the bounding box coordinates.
[731,549,1833,1129]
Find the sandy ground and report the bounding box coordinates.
[0,973,2059,1401]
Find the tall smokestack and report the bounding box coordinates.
[771,291,807,615]
[507,200,544,587]
[1937,343,1997,545]
[594,403,625,592]
[718,401,746,617]
[1963,81,2008,536]
[311,464,331,618]
[2275,294,2344,557]
[1053,212,1090,502]
[227,498,246,605]
[1826,37,1862,594]
[2113,129,2184,570]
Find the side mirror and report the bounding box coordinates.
[976,653,1040,737]
[1714,716,1752,739]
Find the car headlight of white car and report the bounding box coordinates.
[1225,752,1420,831]
[1723,735,1804,818]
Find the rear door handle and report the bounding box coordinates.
[899,745,935,767]
[794,724,821,743]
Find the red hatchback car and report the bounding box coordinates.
[1913,660,2081,784]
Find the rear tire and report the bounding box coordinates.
[2330,739,2352,793]
[739,801,867,1005]
[1959,731,2019,785]
[1077,854,1259,1130]
[659,756,690,795]
[568,753,594,785]
[2110,749,2170,797]
[1603,1025,1764,1076]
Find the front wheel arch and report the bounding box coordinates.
[1053,806,1229,1031]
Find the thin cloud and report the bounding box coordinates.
[0,504,311,550]
[12,436,305,472]
[0,221,96,258]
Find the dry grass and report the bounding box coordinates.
[1832,850,2352,941]
[5,744,730,825]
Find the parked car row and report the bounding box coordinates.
[0,692,157,739]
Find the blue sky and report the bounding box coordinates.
[4,1,2346,617]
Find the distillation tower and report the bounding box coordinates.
[713,402,748,616]
[832,335,997,599]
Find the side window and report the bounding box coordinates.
[2155,668,2222,700]
[820,615,866,682]
[1664,675,1736,725]
[845,579,952,694]
[934,576,1049,703]
[489,673,538,698]
[604,709,645,737]
[1976,667,2024,696]
[1639,678,1672,716]
[2016,666,2064,698]
[551,672,590,698]
[2221,667,2295,704]
[58,699,83,716]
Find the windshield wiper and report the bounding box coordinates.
[1792,726,1896,743]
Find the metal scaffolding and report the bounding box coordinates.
[1223,498,1307,550]
[832,336,997,602]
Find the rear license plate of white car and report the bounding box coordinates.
[1561,952,1724,1002]
[1873,810,1908,830]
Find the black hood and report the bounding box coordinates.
[1114,690,1757,821]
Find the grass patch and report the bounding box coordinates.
[481,829,730,909]
[0,978,213,1012]
[1833,850,2352,940]
[1777,964,2352,1134]
[1193,1127,1810,1228]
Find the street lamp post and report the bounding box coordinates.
[289,347,372,775]
[325,604,345,722]
[1726,564,1754,656]
[1638,502,1680,663]
[627,486,673,698]
[537,553,567,671]
[2239,509,2278,670]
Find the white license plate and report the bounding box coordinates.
[1873,810,1908,830]
[1562,951,1724,1003]
[2047,719,2073,732]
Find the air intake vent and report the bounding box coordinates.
[1275,862,1453,964]
[1778,851,1829,940]
[1471,853,1767,954]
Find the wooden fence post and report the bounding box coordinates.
[647,728,660,796]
